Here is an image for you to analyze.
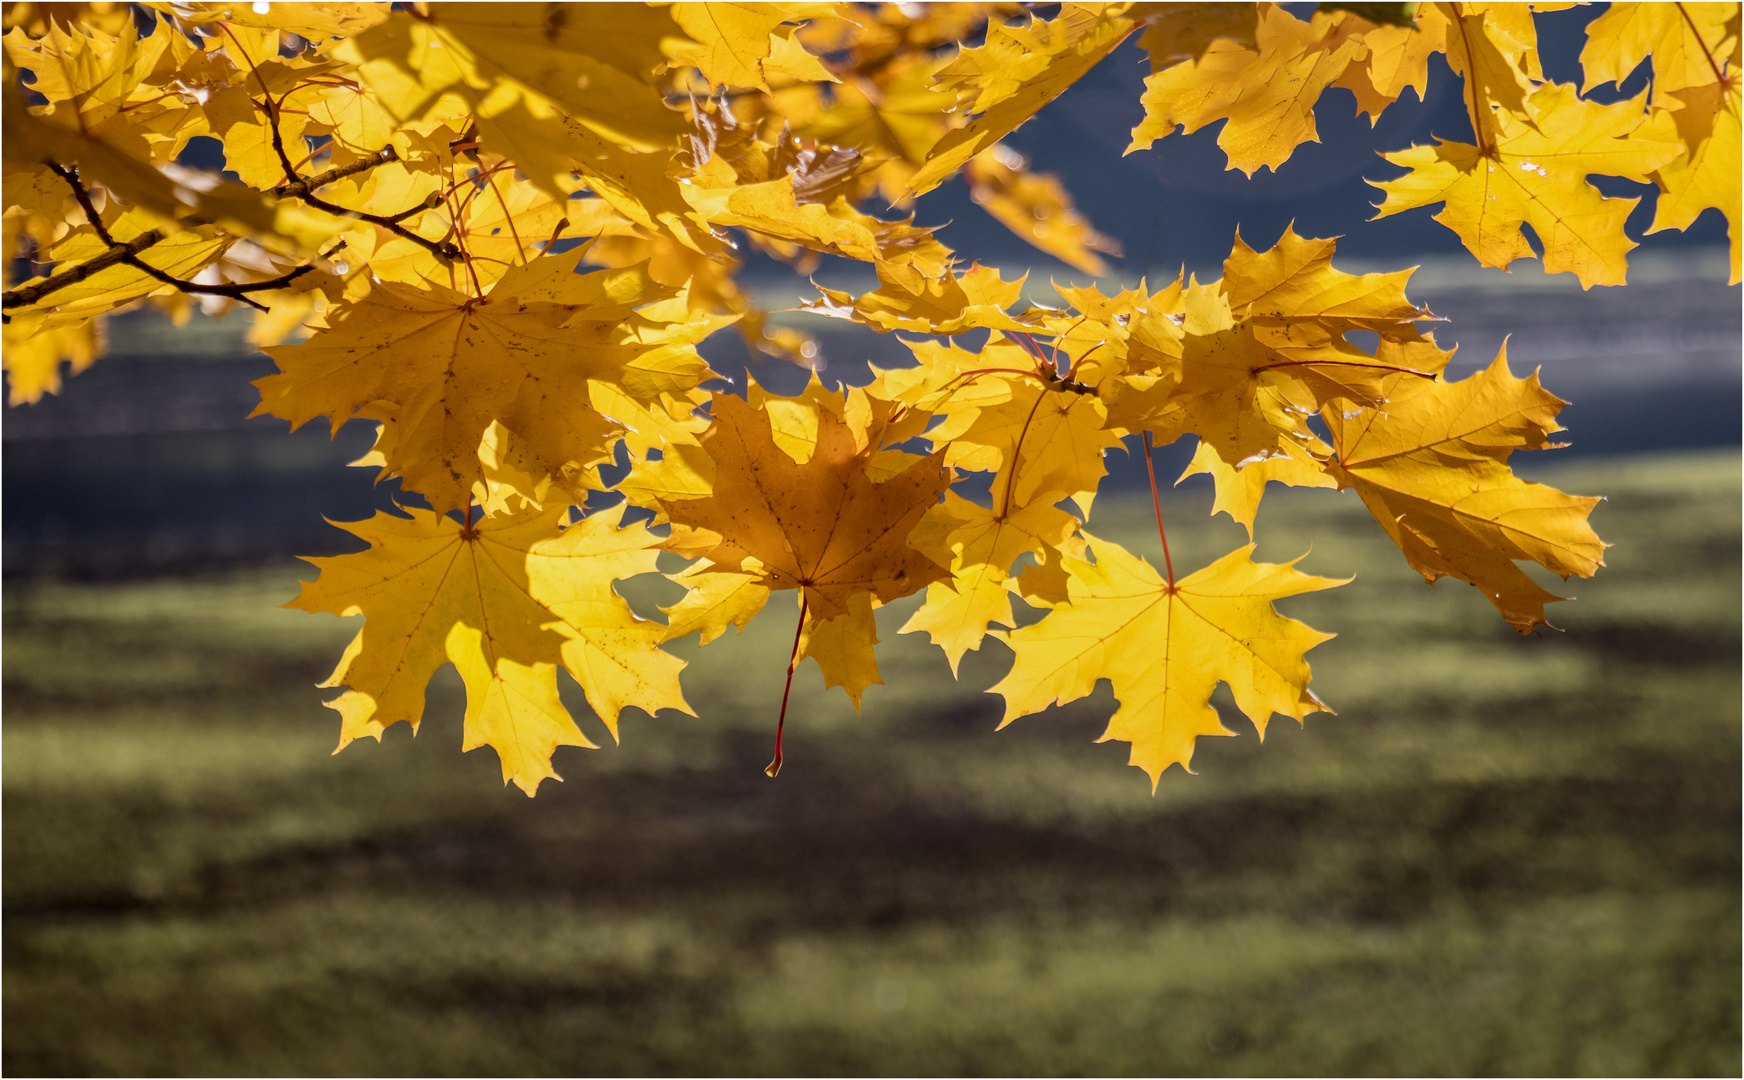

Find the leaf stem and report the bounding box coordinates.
[767,592,808,777]
[1675,2,1730,88]
[1000,330,1049,369]
[998,331,1096,394]
[999,387,1050,519]
[1449,4,1495,160]
[1142,430,1176,590]
[483,169,529,267]
[1064,340,1106,380]
[1259,358,1437,378]
[444,156,484,297]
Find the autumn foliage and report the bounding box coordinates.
[3,2,1737,793]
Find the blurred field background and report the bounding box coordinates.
[4,249,1741,1080]
[6,437,1740,1073]
[5,7,1742,1071]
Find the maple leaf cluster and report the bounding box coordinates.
[2,2,1729,793]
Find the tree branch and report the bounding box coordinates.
[3,225,172,309]
[228,55,458,264]
[270,145,400,199]
[292,171,460,265]
[6,116,449,315]
[3,164,319,317]
[381,190,445,224]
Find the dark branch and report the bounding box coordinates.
[382,190,444,224]
[259,93,303,188]
[3,163,318,317]
[6,130,440,314]
[246,84,456,264]
[270,145,400,199]
[296,187,461,264]
[3,225,170,309]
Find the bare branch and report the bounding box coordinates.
[2,163,318,317]
[270,145,400,199]
[3,225,171,309]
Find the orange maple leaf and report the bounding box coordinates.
[659,392,951,623]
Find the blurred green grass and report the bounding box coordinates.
[5,450,1739,1076]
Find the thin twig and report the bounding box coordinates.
[216,25,302,186]
[4,225,172,309]
[8,137,408,311]
[383,191,444,224]
[1675,2,1730,87]
[18,164,315,315]
[999,388,1050,519]
[270,145,399,199]
[296,186,461,265]
[1142,431,1177,590]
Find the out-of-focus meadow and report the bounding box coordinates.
[5,447,1738,1076]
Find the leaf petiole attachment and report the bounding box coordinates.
[767,593,808,778]
[1142,431,1177,591]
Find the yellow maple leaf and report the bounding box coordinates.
[797,590,883,709]
[1324,346,1606,633]
[4,216,235,331]
[964,145,1123,275]
[3,30,283,239]
[991,534,1342,788]
[1372,82,1686,288]
[899,490,1083,675]
[666,1,835,90]
[290,502,689,795]
[464,96,708,259]
[1,313,100,403]
[1436,1,1539,151]
[947,375,1125,515]
[1221,225,1449,397]
[660,558,772,646]
[1649,80,1742,285]
[800,262,1039,335]
[365,170,572,290]
[1223,226,1430,335]
[1332,4,1447,121]
[2,160,75,265]
[253,253,717,513]
[4,17,183,156]
[139,1,391,44]
[201,79,324,190]
[1580,0,1740,99]
[1039,277,1187,386]
[306,78,399,160]
[1177,436,1337,538]
[659,392,951,623]
[1136,2,1258,70]
[343,4,685,152]
[907,5,1138,195]
[525,505,694,729]
[4,2,135,37]
[788,49,958,203]
[1101,283,1320,469]
[694,172,949,280]
[1127,5,1364,175]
